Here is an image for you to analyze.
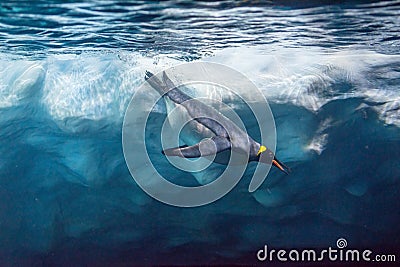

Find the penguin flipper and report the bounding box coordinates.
[162,136,231,158]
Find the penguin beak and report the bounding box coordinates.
[272,157,290,175]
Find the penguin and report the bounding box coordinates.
[145,70,290,174]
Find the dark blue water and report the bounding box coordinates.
[0,0,399,266]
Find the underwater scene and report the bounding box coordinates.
[0,0,399,266]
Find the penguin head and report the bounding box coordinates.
[257,145,290,175]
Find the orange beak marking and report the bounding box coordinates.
[273,159,286,172]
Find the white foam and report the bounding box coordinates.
[41,52,183,122]
[206,47,400,126]
[363,89,400,127]
[0,61,45,108]
[306,118,332,155]
[1,48,399,128]
[42,54,133,121]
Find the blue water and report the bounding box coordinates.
[1,0,400,266]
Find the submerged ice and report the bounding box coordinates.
[0,48,399,265]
